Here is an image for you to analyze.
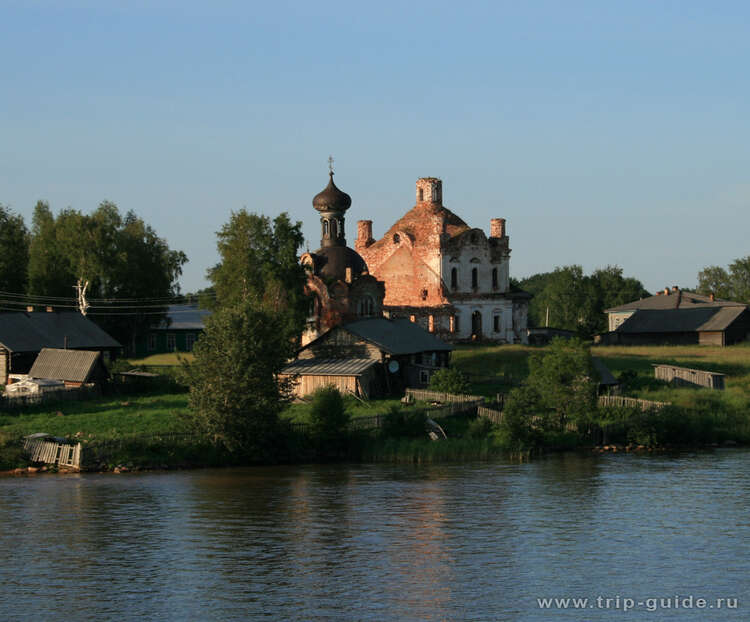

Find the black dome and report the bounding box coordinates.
[313,172,352,213]
[311,246,367,281]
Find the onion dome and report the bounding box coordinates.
[310,246,367,281]
[313,172,352,213]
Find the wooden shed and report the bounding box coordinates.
[280,358,380,400]
[28,348,109,388]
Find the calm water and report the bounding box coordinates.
[1,451,749,621]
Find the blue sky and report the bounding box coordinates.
[2,0,749,294]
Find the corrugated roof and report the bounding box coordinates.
[616,306,747,334]
[606,290,744,313]
[29,348,102,383]
[281,358,378,376]
[0,312,121,353]
[343,318,453,354]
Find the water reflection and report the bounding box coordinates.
[1,452,749,621]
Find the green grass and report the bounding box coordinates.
[452,344,536,397]
[0,394,191,444]
[281,397,416,424]
[124,353,193,366]
[594,343,750,413]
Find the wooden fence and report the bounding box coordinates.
[0,386,101,412]
[23,436,82,469]
[404,388,486,405]
[597,395,671,411]
[477,406,504,425]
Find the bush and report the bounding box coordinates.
[309,386,350,439]
[467,417,493,439]
[380,406,427,439]
[429,367,471,394]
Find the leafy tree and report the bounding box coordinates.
[498,385,543,449]
[183,301,295,454]
[207,210,307,343]
[519,265,648,335]
[429,367,471,394]
[698,257,750,303]
[0,204,29,293]
[525,337,598,430]
[27,201,187,350]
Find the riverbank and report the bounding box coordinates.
[3,343,750,472]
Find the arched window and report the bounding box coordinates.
[358,295,374,317]
[418,188,424,201]
[451,267,458,290]
[393,233,400,244]
[492,267,498,289]
[323,220,329,237]
[472,267,478,289]
[330,219,338,239]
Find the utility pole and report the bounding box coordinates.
[545,306,550,327]
[74,279,89,316]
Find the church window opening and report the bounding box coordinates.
[393,233,400,244]
[451,267,458,290]
[421,288,428,300]
[492,267,498,289]
[330,219,337,239]
[493,314,500,332]
[410,314,416,323]
[358,295,374,317]
[471,268,478,289]
[449,315,455,333]
[428,315,434,332]
[323,220,329,237]
[418,188,424,201]
[454,315,460,332]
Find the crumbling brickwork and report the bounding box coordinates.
[356,178,529,343]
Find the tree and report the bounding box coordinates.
[207,210,307,344]
[183,301,295,454]
[519,265,648,335]
[429,367,471,394]
[525,337,598,430]
[27,201,187,350]
[0,204,29,293]
[698,257,750,303]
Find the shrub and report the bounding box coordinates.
[429,367,471,394]
[381,406,427,439]
[309,386,350,439]
[467,417,493,439]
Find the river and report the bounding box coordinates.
[1,450,748,621]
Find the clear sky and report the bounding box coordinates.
[2,0,749,295]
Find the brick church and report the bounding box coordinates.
[354,177,530,343]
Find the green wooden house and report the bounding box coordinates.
[133,305,210,357]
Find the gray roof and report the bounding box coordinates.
[0,312,121,353]
[343,318,453,355]
[29,348,102,383]
[592,357,619,386]
[162,305,211,330]
[616,306,748,334]
[606,290,744,313]
[281,358,378,377]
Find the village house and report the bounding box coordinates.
[282,317,453,399]
[355,177,529,343]
[134,304,210,357]
[602,287,750,346]
[0,310,121,384]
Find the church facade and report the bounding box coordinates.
[354,177,529,343]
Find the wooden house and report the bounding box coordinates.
[134,304,210,357]
[0,311,121,384]
[281,317,453,399]
[605,306,750,346]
